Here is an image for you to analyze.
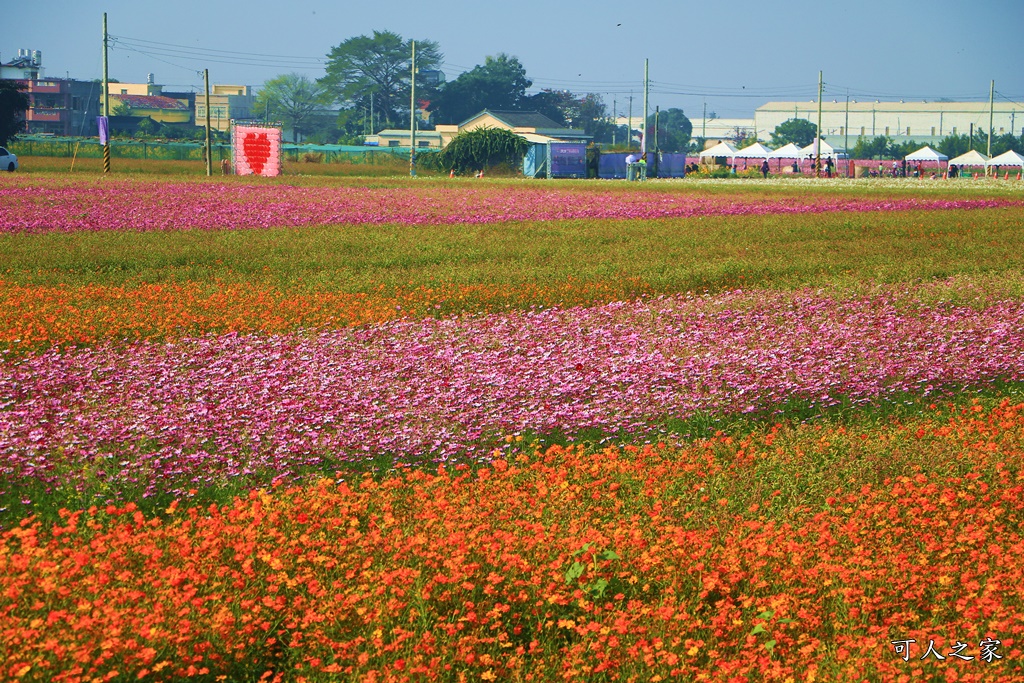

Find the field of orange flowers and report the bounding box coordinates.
[2,172,1024,681]
[3,399,1022,682]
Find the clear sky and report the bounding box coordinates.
[7,0,1023,119]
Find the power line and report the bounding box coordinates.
[111,35,325,63]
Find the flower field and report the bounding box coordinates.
[0,176,1016,235]
[2,172,1024,681]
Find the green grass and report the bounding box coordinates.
[4,207,1024,300]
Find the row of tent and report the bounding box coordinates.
[698,139,1024,168]
[698,140,846,161]
[903,146,1024,169]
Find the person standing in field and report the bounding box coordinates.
[625,151,638,180]
[760,159,770,178]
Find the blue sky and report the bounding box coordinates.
[7,0,1023,119]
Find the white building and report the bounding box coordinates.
[756,100,1024,147]
[0,49,44,80]
[615,115,755,148]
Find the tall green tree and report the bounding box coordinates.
[0,80,29,145]
[255,73,332,143]
[320,31,442,129]
[648,108,692,152]
[851,135,893,160]
[769,118,817,148]
[936,134,969,158]
[428,54,532,125]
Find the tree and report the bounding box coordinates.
[135,117,157,137]
[770,118,817,148]
[936,133,970,159]
[437,127,529,175]
[429,54,532,125]
[0,80,29,145]
[648,108,692,153]
[255,73,332,143]
[525,89,570,127]
[321,30,442,130]
[851,135,893,160]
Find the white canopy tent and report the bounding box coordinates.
[987,150,1024,167]
[904,145,948,163]
[733,142,774,159]
[767,142,804,172]
[800,139,848,159]
[767,142,803,159]
[947,150,989,177]
[698,141,739,159]
[904,146,948,176]
[947,150,989,166]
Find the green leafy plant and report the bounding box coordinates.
[437,127,529,175]
[564,542,620,599]
[748,609,796,654]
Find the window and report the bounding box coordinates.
[388,140,400,147]
[120,89,127,94]
[931,127,935,136]
[418,140,430,147]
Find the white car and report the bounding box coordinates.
[0,147,17,172]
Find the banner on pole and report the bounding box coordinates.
[232,125,283,177]
[97,116,109,145]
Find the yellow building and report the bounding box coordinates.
[435,110,589,146]
[196,85,257,132]
[108,82,162,97]
[368,110,591,149]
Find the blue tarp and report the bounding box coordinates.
[599,153,629,179]
[658,153,688,178]
[598,152,687,179]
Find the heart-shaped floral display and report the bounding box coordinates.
[242,132,271,175]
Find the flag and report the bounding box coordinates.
[97,116,109,145]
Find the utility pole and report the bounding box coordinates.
[654,106,660,177]
[844,92,850,177]
[987,79,995,173]
[102,12,110,174]
[642,59,649,155]
[612,98,616,146]
[627,93,633,150]
[204,69,212,176]
[702,100,706,146]
[815,70,823,177]
[409,40,416,177]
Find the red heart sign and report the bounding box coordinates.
[242,132,271,175]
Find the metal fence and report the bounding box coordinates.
[9,136,411,165]
[9,136,230,161]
